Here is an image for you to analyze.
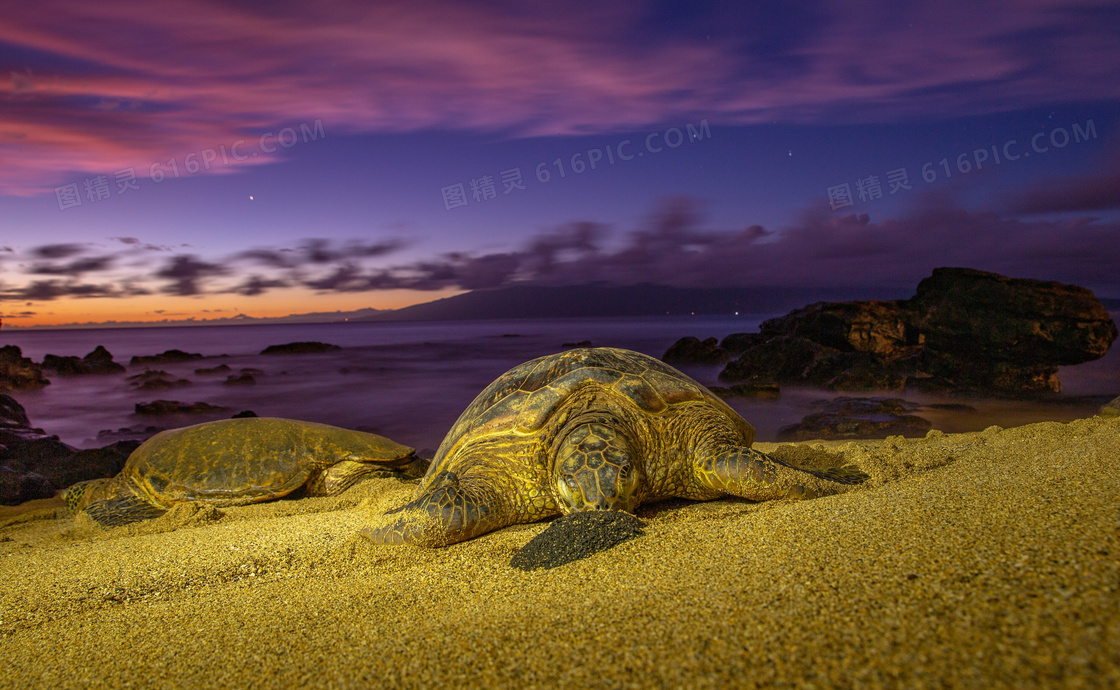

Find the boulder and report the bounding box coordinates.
[719,336,840,384]
[130,349,204,366]
[777,397,932,441]
[0,346,49,391]
[718,268,1117,397]
[708,383,781,399]
[0,394,138,505]
[662,337,728,365]
[901,267,1117,365]
[1101,396,1120,417]
[223,374,256,386]
[42,346,126,376]
[195,364,232,375]
[260,342,340,355]
[134,400,229,416]
[759,301,912,358]
[719,332,765,356]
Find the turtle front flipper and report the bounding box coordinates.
[84,495,168,527]
[695,447,868,502]
[360,471,513,547]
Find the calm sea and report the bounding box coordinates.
[3,316,1117,450]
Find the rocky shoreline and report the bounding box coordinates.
[666,267,1117,398]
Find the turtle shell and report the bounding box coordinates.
[123,417,413,508]
[431,347,743,469]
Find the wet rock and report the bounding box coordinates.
[223,374,256,386]
[719,332,765,356]
[231,410,258,418]
[720,336,840,384]
[260,342,341,355]
[130,349,204,366]
[128,370,192,391]
[760,300,912,358]
[662,336,729,365]
[97,425,167,443]
[134,400,229,416]
[708,383,781,399]
[562,340,593,349]
[510,511,645,571]
[718,268,1117,398]
[195,364,232,375]
[902,267,1118,365]
[0,346,49,391]
[1100,395,1120,417]
[44,346,127,376]
[0,394,135,505]
[777,397,932,441]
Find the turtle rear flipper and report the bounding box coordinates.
[84,495,167,527]
[361,471,511,547]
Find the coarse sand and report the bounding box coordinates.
[1,415,1118,688]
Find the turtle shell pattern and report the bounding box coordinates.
[124,417,407,508]
[426,347,750,480]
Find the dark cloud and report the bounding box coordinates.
[31,243,86,259]
[1008,170,1120,214]
[233,276,289,296]
[155,255,226,296]
[29,255,115,275]
[2,280,119,301]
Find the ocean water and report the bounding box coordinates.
[3,316,1117,450]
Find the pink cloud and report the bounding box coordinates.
[2,0,1119,194]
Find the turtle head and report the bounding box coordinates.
[553,422,640,514]
[61,478,115,513]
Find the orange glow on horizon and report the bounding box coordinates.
[1,287,465,328]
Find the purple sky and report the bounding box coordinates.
[2,0,1119,325]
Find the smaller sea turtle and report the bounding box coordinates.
[64,417,416,527]
[363,347,867,547]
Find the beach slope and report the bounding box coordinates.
[1,416,1118,688]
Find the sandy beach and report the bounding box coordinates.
[1,414,1117,688]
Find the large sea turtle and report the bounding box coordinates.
[64,417,417,527]
[362,347,866,547]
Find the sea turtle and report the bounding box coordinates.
[64,417,417,527]
[362,347,866,547]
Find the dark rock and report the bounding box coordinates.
[259,342,341,355]
[777,397,932,441]
[562,340,593,349]
[662,336,729,365]
[231,410,258,418]
[716,268,1116,398]
[803,353,906,392]
[0,395,137,505]
[223,374,256,386]
[0,394,31,428]
[135,400,229,416]
[97,426,167,443]
[902,267,1118,365]
[760,301,912,358]
[708,383,781,399]
[1101,396,1119,417]
[0,346,50,391]
[720,336,840,383]
[44,346,127,376]
[719,332,765,355]
[130,349,204,366]
[195,364,232,375]
[0,467,52,505]
[510,511,645,571]
[128,370,192,391]
[239,368,264,375]
[83,345,126,374]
